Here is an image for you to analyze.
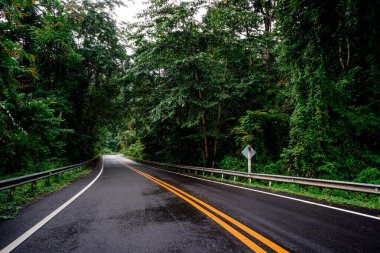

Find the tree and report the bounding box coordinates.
[277,0,380,179]
[0,0,128,175]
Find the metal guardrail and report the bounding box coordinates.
[130,157,380,198]
[0,157,99,192]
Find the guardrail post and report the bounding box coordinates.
[221,174,224,180]
[45,177,51,187]
[30,181,37,192]
[269,181,272,188]
[8,188,15,201]
[53,174,60,183]
[233,176,236,182]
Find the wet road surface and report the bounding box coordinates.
[0,155,379,252]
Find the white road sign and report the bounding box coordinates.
[242,145,255,159]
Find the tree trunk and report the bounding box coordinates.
[195,71,209,165]
[211,104,221,168]
[346,37,350,67]
[338,37,351,70]
[339,42,345,70]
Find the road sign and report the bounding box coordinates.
[242,145,255,159]
[242,145,255,182]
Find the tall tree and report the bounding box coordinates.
[0,0,127,175]
[277,0,380,179]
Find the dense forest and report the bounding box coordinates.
[1,0,379,184]
[0,0,127,176]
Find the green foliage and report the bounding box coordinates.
[219,156,245,171]
[275,0,380,179]
[1,0,379,193]
[233,110,289,165]
[0,0,127,175]
[116,0,379,187]
[121,140,145,159]
[123,0,273,167]
[355,167,380,184]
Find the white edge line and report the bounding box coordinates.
[0,156,105,253]
[124,158,380,221]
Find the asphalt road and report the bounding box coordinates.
[0,155,379,252]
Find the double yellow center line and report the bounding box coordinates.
[127,165,289,253]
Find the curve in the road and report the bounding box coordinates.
[1,155,379,253]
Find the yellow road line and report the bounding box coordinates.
[128,166,267,253]
[134,167,289,253]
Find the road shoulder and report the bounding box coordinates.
[0,159,103,249]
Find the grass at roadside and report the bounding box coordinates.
[151,167,380,211]
[0,168,90,220]
[195,172,380,210]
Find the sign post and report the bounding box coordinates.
[248,148,252,175]
[242,145,255,183]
